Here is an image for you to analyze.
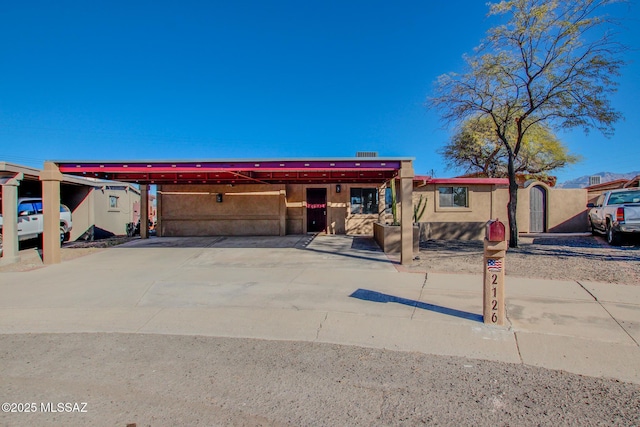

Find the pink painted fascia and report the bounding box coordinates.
[414,176,509,185]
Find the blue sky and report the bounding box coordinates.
[1,0,638,183]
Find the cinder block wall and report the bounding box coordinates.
[160,184,284,236]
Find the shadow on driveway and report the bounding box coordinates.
[350,288,483,323]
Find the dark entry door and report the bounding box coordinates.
[306,188,327,233]
[530,186,546,232]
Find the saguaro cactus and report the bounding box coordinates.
[390,179,399,225]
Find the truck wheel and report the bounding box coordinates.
[590,220,598,235]
[606,223,622,246]
[60,227,66,244]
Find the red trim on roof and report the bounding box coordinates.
[414,177,509,185]
[54,159,404,185]
[585,179,628,190]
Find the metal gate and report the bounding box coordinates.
[529,186,546,232]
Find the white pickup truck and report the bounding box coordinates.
[587,188,640,245]
[0,197,73,248]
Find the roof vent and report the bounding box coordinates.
[356,151,378,157]
[589,176,601,186]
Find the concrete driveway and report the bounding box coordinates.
[1,234,639,384]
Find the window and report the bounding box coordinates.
[438,187,468,208]
[33,201,43,214]
[607,191,640,205]
[350,188,378,214]
[18,202,36,216]
[109,195,119,209]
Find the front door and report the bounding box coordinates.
[306,188,327,233]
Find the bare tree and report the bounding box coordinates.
[430,0,626,247]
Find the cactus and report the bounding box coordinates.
[413,194,426,224]
[390,179,399,225]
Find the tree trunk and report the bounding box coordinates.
[507,152,519,248]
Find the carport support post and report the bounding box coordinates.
[400,160,414,265]
[279,188,286,236]
[140,184,149,239]
[156,185,163,237]
[40,162,63,265]
[1,173,23,264]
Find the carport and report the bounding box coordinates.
[1,162,133,264]
[39,158,415,265]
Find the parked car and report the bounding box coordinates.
[0,197,73,248]
[587,188,640,245]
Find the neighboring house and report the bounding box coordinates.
[0,162,141,241]
[587,176,640,204]
[70,181,141,240]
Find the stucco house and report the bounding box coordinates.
[1,156,590,266]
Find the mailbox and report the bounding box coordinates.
[485,219,505,242]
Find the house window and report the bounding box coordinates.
[109,195,119,209]
[438,187,468,208]
[350,188,378,214]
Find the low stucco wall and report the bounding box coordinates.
[419,222,487,240]
[373,222,419,253]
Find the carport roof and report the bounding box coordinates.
[54,157,411,185]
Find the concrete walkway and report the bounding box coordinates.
[0,235,638,384]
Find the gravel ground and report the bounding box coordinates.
[413,235,640,285]
[1,333,638,427]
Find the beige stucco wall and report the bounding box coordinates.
[67,186,141,240]
[285,183,350,235]
[155,179,588,240]
[158,182,391,237]
[160,184,284,236]
[414,183,509,240]
[94,186,141,237]
[518,182,588,233]
[413,181,587,240]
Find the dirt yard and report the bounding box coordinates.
[0,236,136,273]
[413,234,640,285]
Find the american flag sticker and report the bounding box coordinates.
[487,259,503,272]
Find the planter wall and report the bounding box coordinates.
[373,222,419,254]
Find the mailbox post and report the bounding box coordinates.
[483,219,507,326]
